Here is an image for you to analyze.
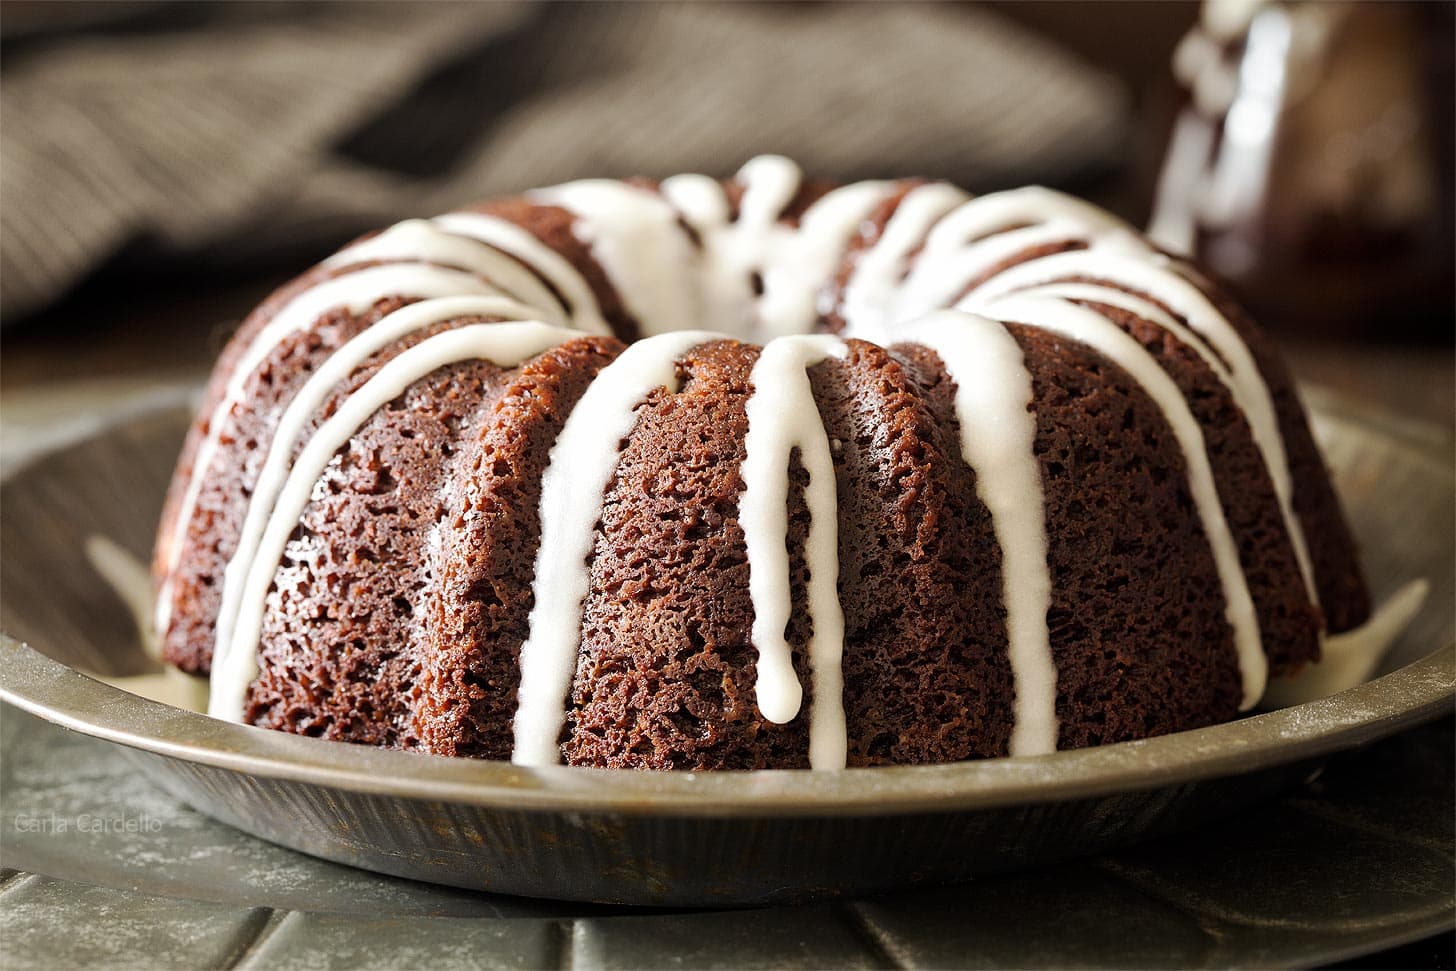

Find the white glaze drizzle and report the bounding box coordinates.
[966,245,1318,604]
[431,211,614,335]
[660,170,754,335]
[974,293,1268,708]
[841,185,1124,340]
[1262,579,1429,708]
[893,313,1057,755]
[840,182,970,338]
[528,180,700,338]
[85,534,208,711]
[1008,281,1229,380]
[661,155,893,342]
[882,221,1080,329]
[212,295,543,690]
[512,330,721,767]
[154,263,508,635]
[326,220,570,325]
[837,182,1317,609]
[890,187,1122,324]
[738,335,850,769]
[85,535,161,662]
[210,320,578,722]
[1010,279,1321,599]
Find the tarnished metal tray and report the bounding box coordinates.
[0,389,1451,906]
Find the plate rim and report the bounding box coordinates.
[2,634,1451,818]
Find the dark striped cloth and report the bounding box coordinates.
[0,1,1128,321]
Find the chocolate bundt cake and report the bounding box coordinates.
[154,156,1369,770]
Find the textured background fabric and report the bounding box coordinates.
[0,1,1128,321]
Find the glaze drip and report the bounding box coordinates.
[739,334,850,769]
[893,313,1056,755]
[210,319,577,722]
[513,330,719,766]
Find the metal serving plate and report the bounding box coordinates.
[1,390,1452,906]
